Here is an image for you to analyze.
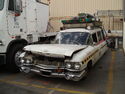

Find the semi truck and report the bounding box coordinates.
[0,0,51,71]
[123,0,125,53]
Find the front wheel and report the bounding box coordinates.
[6,44,25,72]
[83,62,92,79]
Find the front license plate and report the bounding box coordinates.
[40,70,52,76]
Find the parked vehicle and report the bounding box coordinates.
[123,19,125,53]
[123,1,125,53]
[19,27,109,81]
[0,0,51,71]
[123,22,125,53]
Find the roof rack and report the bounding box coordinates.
[61,13,102,30]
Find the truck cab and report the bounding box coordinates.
[0,0,49,71]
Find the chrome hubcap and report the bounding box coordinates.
[15,51,22,67]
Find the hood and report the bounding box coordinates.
[24,44,87,57]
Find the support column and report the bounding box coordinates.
[115,37,118,49]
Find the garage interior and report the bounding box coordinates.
[0,0,125,94]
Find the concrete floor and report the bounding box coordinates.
[0,49,125,94]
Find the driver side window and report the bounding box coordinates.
[8,0,15,11]
[8,0,22,13]
[92,33,98,43]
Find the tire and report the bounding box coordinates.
[87,62,92,71]
[83,61,92,79]
[6,44,25,72]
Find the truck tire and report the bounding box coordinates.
[6,44,25,72]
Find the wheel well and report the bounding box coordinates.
[6,40,28,72]
[6,39,28,54]
[87,60,93,70]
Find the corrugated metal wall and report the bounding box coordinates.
[47,0,123,32]
[99,16,123,30]
[50,0,123,17]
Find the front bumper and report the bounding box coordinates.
[20,64,86,81]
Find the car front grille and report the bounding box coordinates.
[34,55,65,67]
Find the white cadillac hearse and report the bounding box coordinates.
[18,27,108,81]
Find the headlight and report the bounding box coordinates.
[20,58,25,63]
[66,63,72,69]
[74,63,81,70]
[20,58,32,64]
[26,59,32,64]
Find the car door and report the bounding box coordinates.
[97,31,105,58]
[91,32,100,64]
[100,30,108,55]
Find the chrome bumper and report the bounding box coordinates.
[20,64,86,81]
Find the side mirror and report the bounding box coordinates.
[15,0,22,17]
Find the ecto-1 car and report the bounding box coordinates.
[18,28,108,81]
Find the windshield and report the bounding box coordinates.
[0,0,4,10]
[55,32,89,45]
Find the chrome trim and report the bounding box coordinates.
[35,64,65,70]
[20,64,86,81]
[65,70,86,81]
